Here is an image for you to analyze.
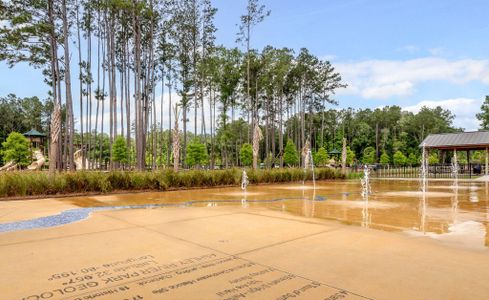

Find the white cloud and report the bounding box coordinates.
[320,54,337,61]
[336,57,489,99]
[362,81,414,99]
[403,98,482,131]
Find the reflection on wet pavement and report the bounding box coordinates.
[5,179,489,249]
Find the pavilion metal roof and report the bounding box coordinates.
[23,129,46,137]
[420,131,489,149]
[328,149,342,155]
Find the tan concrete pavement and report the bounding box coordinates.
[1,203,489,299]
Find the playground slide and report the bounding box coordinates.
[0,160,17,171]
[27,150,46,171]
[74,149,87,170]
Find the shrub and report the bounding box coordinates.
[0,167,345,198]
[362,146,376,164]
[2,132,31,167]
[428,153,439,164]
[186,141,208,168]
[239,143,253,166]
[346,146,355,166]
[112,136,128,165]
[393,151,407,166]
[284,140,299,167]
[407,152,418,166]
[314,147,329,166]
[380,151,390,165]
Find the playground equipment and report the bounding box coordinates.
[0,160,17,171]
[27,150,46,171]
[74,149,88,170]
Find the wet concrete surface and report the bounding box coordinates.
[1,179,489,299]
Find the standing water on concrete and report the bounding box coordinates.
[1,179,489,249]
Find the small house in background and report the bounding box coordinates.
[23,129,46,152]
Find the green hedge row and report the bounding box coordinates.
[0,168,345,198]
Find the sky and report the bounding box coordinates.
[1,0,489,131]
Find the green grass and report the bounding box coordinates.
[0,168,346,198]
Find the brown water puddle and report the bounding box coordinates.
[53,179,489,249]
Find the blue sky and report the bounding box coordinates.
[1,0,488,130]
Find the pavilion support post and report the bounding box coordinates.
[485,147,488,176]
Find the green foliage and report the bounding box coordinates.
[0,168,345,198]
[476,96,489,130]
[186,141,208,168]
[471,151,483,163]
[0,94,50,141]
[88,134,110,168]
[284,139,299,167]
[314,147,329,166]
[428,153,439,164]
[407,152,418,166]
[379,151,390,165]
[112,136,128,164]
[346,146,355,166]
[362,146,376,164]
[239,143,253,166]
[393,151,407,166]
[264,152,275,168]
[1,132,30,167]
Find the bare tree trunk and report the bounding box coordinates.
[48,0,60,175]
[61,0,74,171]
[160,76,164,167]
[173,105,180,172]
[94,10,101,169]
[133,0,144,170]
[209,83,214,169]
[99,23,106,168]
[152,76,157,170]
[167,77,172,168]
[149,0,156,170]
[86,13,93,170]
[75,0,85,170]
[279,95,283,167]
[182,106,187,167]
[125,39,131,168]
[120,68,124,139]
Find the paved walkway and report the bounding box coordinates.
[1,203,489,299]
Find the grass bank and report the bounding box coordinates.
[0,168,345,199]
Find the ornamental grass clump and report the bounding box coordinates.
[0,167,345,198]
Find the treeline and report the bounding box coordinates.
[301,105,461,166]
[0,0,347,172]
[0,93,462,168]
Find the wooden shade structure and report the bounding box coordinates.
[421,131,489,176]
[23,129,46,151]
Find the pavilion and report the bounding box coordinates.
[328,149,342,156]
[23,129,46,152]
[421,131,489,176]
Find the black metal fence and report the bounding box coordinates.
[350,163,487,179]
